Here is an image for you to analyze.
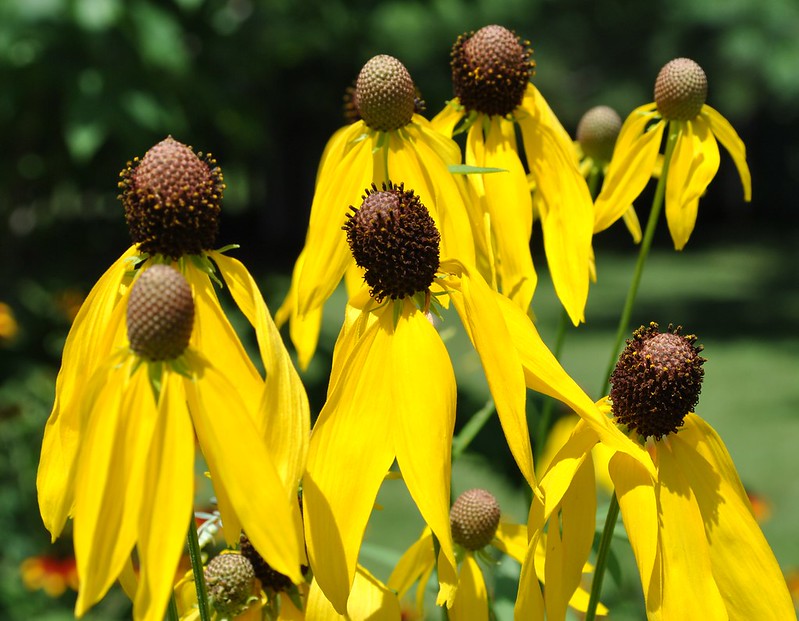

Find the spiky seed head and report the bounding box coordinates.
[450,489,501,551]
[239,532,294,593]
[354,55,417,131]
[118,136,225,259]
[577,105,622,163]
[127,264,194,361]
[654,58,708,121]
[451,24,535,117]
[204,552,256,617]
[343,182,440,302]
[610,322,706,439]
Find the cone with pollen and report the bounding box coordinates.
[118,136,224,259]
[577,105,622,163]
[609,322,705,439]
[354,55,417,131]
[654,58,708,121]
[451,24,535,117]
[343,182,440,302]
[204,552,256,617]
[126,264,194,361]
[450,489,501,551]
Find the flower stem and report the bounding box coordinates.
[452,398,495,460]
[586,123,678,621]
[165,593,179,621]
[187,516,212,621]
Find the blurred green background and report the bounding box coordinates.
[1,0,797,618]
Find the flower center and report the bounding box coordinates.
[126,264,194,361]
[577,105,622,163]
[118,136,225,259]
[354,55,417,131]
[204,552,256,617]
[450,24,535,117]
[609,323,705,439]
[450,489,501,551]
[343,182,440,303]
[654,58,708,121]
[239,532,294,594]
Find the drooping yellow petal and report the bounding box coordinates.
[37,246,138,538]
[665,118,720,250]
[184,352,303,584]
[672,416,796,620]
[211,251,310,491]
[449,554,487,621]
[481,115,536,310]
[544,453,596,621]
[275,249,324,371]
[443,260,535,488]
[701,105,752,202]
[594,105,664,234]
[514,530,545,621]
[297,126,377,316]
[608,452,661,620]
[622,206,643,243]
[493,521,528,563]
[74,359,153,616]
[655,441,727,620]
[430,100,466,137]
[391,301,458,589]
[518,85,593,324]
[387,527,435,600]
[303,310,395,614]
[306,565,401,621]
[134,371,195,621]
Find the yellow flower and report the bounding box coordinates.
[594,58,752,250]
[36,137,310,621]
[275,54,475,369]
[388,489,604,620]
[432,25,594,325]
[0,301,19,343]
[20,553,79,597]
[301,182,638,615]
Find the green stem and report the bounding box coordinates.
[586,123,678,621]
[165,593,179,621]
[187,517,212,621]
[451,398,495,460]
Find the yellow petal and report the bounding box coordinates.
[74,359,153,615]
[544,453,596,620]
[594,105,664,234]
[655,441,727,620]
[430,100,465,136]
[672,416,796,620]
[391,302,458,584]
[701,105,752,201]
[449,554,487,621]
[307,565,401,621]
[297,126,376,315]
[608,452,660,620]
[445,261,536,488]
[387,528,435,600]
[493,521,528,563]
[303,311,395,614]
[518,86,593,324]
[184,353,303,584]
[38,247,137,538]
[514,531,545,621]
[622,206,643,243]
[481,115,536,310]
[211,252,310,491]
[133,372,195,621]
[664,118,720,250]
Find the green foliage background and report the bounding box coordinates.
[1,0,798,618]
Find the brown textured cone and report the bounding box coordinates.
[343,182,440,302]
[126,264,194,361]
[118,136,224,259]
[577,105,622,163]
[204,552,256,617]
[239,532,294,593]
[451,24,534,117]
[609,323,706,439]
[450,489,501,551]
[654,58,708,121]
[354,55,416,131]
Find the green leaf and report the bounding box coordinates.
[448,164,508,175]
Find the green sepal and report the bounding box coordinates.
[187,253,223,287]
[391,298,403,328]
[146,360,164,401]
[448,164,508,175]
[453,109,479,136]
[168,354,193,379]
[215,243,240,255]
